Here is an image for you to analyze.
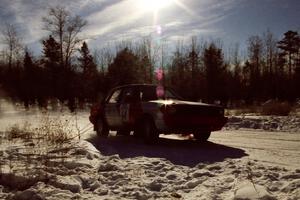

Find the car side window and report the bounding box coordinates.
[108,89,121,103]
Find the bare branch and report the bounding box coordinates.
[43,6,87,68]
[1,23,23,67]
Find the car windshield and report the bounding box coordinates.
[141,86,182,101]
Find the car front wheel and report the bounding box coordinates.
[194,131,211,141]
[96,118,109,137]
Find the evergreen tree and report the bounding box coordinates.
[78,42,97,75]
[277,31,300,79]
[277,31,300,99]
[203,43,227,104]
[186,42,202,101]
[107,48,141,87]
[43,35,61,64]
[22,50,35,107]
[78,41,98,102]
[42,35,62,101]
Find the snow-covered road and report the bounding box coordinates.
[0,101,299,170]
[86,130,300,170]
[209,131,300,170]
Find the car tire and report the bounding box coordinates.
[96,118,109,137]
[194,131,211,141]
[117,130,131,136]
[142,118,159,144]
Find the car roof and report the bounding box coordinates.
[112,84,157,91]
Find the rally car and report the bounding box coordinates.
[89,84,227,143]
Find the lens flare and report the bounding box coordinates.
[156,85,165,98]
[139,0,173,12]
[156,25,162,35]
[155,68,164,81]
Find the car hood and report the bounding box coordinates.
[149,99,220,107]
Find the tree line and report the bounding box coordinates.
[0,6,299,111]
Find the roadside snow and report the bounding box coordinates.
[225,116,300,132]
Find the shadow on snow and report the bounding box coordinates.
[87,134,248,167]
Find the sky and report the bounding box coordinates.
[0,0,299,56]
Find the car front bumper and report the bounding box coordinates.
[155,113,228,133]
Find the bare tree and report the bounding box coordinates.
[248,35,263,75]
[43,6,87,68]
[143,37,154,83]
[188,36,201,79]
[160,39,168,85]
[95,46,114,74]
[1,23,23,68]
[263,30,278,75]
[135,37,153,83]
[134,36,160,83]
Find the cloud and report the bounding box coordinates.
[0,0,240,54]
[84,0,238,44]
[1,0,299,55]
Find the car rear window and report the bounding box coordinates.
[140,86,181,101]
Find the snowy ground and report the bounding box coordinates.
[225,115,300,132]
[0,100,299,199]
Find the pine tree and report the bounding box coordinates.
[107,48,141,87]
[78,41,98,102]
[78,42,97,75]
[277,31,300,99]
[203,43,226,104]
[42,35,62,100]
[187,47,201,100]
[22,50,35,108]
[277,31,300,78]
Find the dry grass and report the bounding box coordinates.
[261,101,292,116]
[0,111,85,190]
[6,112,80,143]
[226,100,296,116]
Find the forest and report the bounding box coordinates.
[0,6,299,111]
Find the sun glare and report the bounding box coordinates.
[139,0,173,11]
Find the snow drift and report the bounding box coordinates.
[0,131,299,200]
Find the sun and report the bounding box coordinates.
[138,0,173,12]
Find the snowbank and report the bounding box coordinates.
[225,116,300,133]
[0,132,299,199]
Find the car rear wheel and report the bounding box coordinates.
[142,118,159,144]
[194,131,211,141]
[96,118,109,137]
